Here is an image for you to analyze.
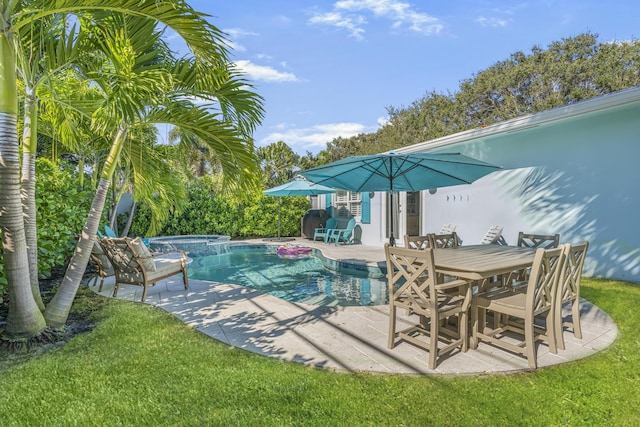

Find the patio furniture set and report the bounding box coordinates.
[386,230,588,369]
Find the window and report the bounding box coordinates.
[334,190,362,219]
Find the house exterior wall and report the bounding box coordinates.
[423,99,640,283]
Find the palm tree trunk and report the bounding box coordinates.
[44,128,127,329]
[121,200,137,236]
[21,92,45,310]
[0,33,46,339]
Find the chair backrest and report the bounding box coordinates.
[325,218,338,229]
[404,234,430,250]
[558,241,589,303]
[91,238,114,276]
[480,226,504,245]
[517,232,560,249]
[103,225,118,238]
[428,232,459,249]
[439,223,456,234]
[99,237,155,281]
[345,217,356,230]
[342,217,357,239]
[385,244,438,307]
[525,245,567,314]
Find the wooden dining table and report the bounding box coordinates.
[433,244,537,281]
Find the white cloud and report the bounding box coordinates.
[309,0,442,39]
[222,28,260,53]
[259,122,369,154]
[309,11,367,40]
[224,28,259,38]
[376,115,389,128]
[233,60,299,82]
[475,16,510,28]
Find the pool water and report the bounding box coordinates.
[188,246,388,306]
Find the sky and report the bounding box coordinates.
[164,1,639,155]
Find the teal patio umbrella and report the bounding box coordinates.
[300,152,502,245]
[264,177,336,241]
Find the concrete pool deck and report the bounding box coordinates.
[91,238,618,375]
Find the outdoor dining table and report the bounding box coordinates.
[432,244,537,281]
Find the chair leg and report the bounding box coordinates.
[554,300,565,351]
[98,276,106,292]
[460,310,468,352]
[141,284,148,302]
[572,299,582,339]
[112,282,119,298]
[546,310,557,354]
[429,313,438,369]
[470,299,479,350]
[182,267,189,290]
[524,318,537,369]
[89,274,98,288]
[388,304,397,349]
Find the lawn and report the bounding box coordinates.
[0,277,639,426]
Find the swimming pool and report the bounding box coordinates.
[187,245,388,306]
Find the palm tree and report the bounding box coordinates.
[43,14,264,329]
[0,1,261,340]
[15,15,91,311]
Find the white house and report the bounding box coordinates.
[319,86,640,283]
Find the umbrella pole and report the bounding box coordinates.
[278,198,281,239]
[389,174,395,246]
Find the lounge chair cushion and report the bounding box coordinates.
[152,255,187,280]
[130,237,156,272]
[92,240,114,275]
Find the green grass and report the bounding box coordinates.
[1,278,639,426]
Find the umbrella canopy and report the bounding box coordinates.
[264,178,336,240]
[264,178,337,197]
[300,152,502,245]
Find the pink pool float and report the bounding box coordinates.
[277,245,313,256]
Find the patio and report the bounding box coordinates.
[91,238,617,375]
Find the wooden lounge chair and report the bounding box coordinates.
[385,244,472,369]
[439,223,456,234]
[479,225,506,245]
[313,217,338,242]
[99,237,189,301]
[471,245,567,369]
[554,242,589,350]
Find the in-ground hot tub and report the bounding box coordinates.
[148,235,231,257]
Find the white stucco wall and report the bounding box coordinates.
[424,100,640,283]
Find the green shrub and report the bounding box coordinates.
[130,177,310,238]
[0,159,93,294]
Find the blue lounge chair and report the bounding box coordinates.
[103,225,118,238]
[327,218,357,246]
[313,217,338,242]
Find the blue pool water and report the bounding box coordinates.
[188,245,388,306]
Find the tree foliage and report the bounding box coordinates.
[326,33,640,157]
[130,176,310,239]
[256,140,300,187]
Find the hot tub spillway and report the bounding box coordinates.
[149,235,230,256]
